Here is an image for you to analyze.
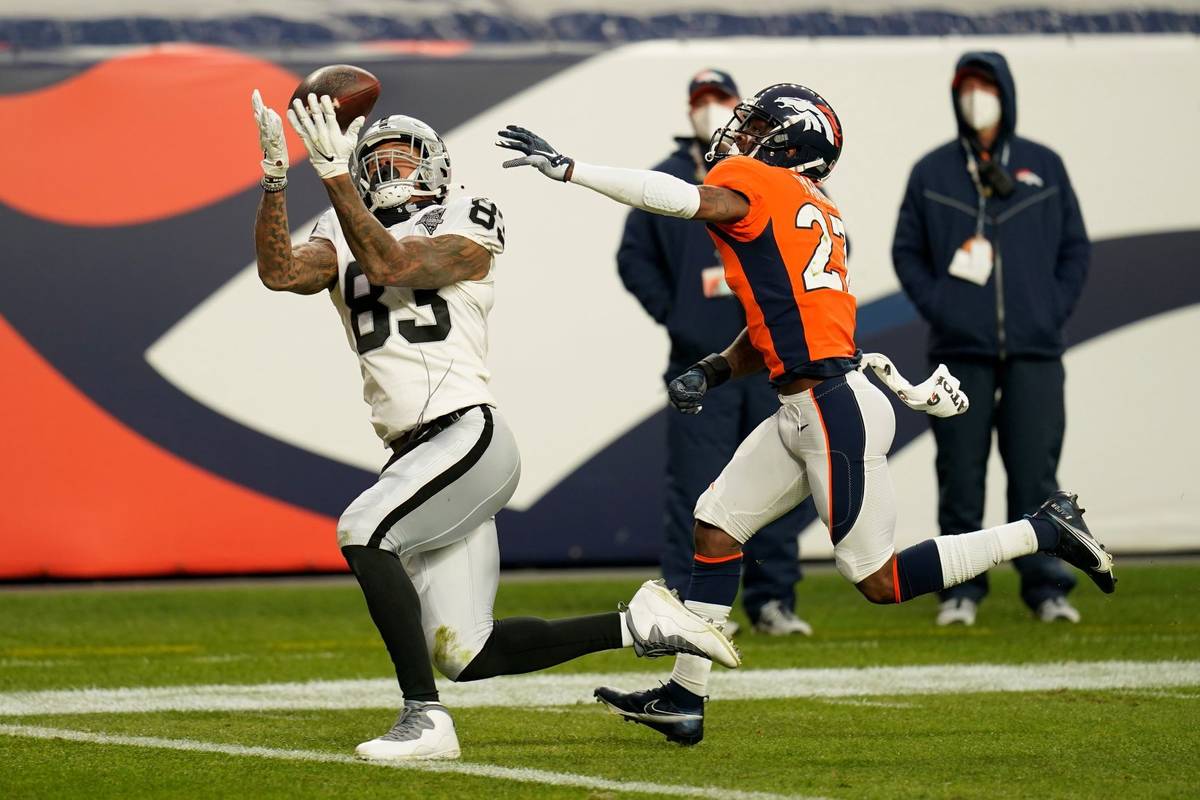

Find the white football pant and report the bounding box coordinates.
[337,405,520,678]
[694,370,898,583]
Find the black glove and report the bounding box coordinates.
[667,354,731,415]
[668,367,708,414]
[495,125,573,181]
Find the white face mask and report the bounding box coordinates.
[690,102,733,143]
[959,88,1002,132]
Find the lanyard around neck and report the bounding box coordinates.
[961,139,1009,236]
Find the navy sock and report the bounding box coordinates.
[1027,516,1060,551]
[893,539,945,602]
[665,679,705,710]
[685,553,742,607]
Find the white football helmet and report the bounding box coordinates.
[351,115,451,212]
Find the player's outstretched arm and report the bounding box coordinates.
[496,125,749,224]
[254,190,338,294]
[285,94,490,289]
[321,174,490,288]
[250,89,338,294]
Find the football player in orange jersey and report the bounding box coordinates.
[497,83,1114,744]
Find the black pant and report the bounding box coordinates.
[930,356,1076,609]
[662,370,811,620]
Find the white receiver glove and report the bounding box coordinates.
[251,89,288,180]
[861,353,969,418]
[286,93,365,180]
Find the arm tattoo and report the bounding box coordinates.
[721,327,766,379]
[254,189,337,294]
[695,185,751,224]
[323,174,491,288]
[382,235,492,288]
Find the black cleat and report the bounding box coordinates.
[594,683,704,746]
[1033,490,1116,594]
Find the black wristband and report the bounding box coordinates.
[695,353,732,388]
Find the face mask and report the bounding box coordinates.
[959,88,1002,132]
[690,102,732,143]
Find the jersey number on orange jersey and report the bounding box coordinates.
[795,203,847,293]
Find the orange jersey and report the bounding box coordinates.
[704,155,857,384]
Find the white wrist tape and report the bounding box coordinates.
[569,162,701,219]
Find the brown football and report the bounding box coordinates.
[290,64,381,131]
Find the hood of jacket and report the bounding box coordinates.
[952,51,1017,147]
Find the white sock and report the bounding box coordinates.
[669,600,730,696]
[618,611,633,648]
[933,520,1039,588]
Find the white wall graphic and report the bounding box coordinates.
[148,35,1200,551]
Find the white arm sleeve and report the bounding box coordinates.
[569,162,701,219]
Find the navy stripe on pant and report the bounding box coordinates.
[811,376,867,546]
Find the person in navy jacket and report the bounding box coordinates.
[892,51,1090,626]
[617,69,813,637]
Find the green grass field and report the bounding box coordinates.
[2,563,1198,799]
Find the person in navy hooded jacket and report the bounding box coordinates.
[892,51,1090,626]
[617,69,814,637]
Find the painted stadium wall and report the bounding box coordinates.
[1,34,1196,578]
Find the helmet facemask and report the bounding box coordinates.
[705,104,780,163]
[705,94,839,180]
[351,116,452,213]
[357,137,441,211]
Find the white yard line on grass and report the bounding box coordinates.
[0,724,824,800]
[1,660,1197,717]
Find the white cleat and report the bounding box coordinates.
[936,597,978,627]
[354,701,461,761]
[1036,596,1081,623]
[624,579,741,669]
[752,600,814,637]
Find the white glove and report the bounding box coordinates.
[251,89,288,179]
[495,125,574,181]
[861,353,969,418]
[286,93,365,180]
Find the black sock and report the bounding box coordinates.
[1027,516,1060,550]
[455,612,623,682]
[665,679,704,710]
[341,545,439,702]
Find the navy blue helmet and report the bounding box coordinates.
[707,83,843,181]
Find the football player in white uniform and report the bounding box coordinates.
[249,91,739,761]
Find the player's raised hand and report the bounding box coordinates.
[496,125,573,181]
[667,367,708,414]
[251,89,288,183]
[286,93,366,180]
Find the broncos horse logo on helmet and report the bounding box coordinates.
[707,83,843,181]
[351,114,453,212]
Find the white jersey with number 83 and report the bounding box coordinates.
[310,195,506,445]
